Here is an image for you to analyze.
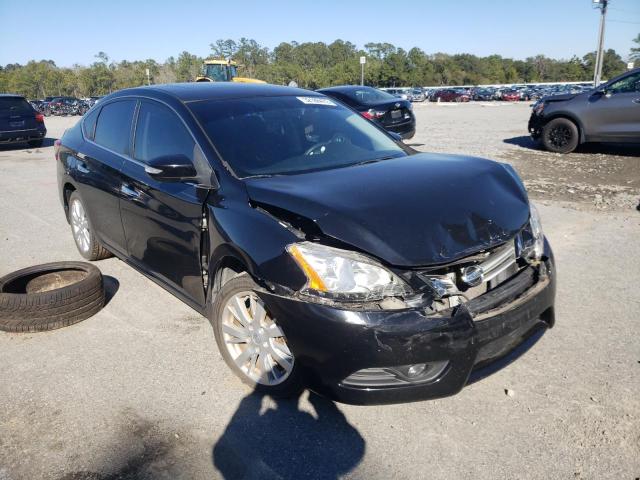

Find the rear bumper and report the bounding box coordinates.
[0,127,46,144]
[383,119,416,139]
[261,242,556,405]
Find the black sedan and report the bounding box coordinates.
[317,85,416,139]
[56,83,555,405]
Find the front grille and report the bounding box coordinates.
[476,243,517,284]
[404,239,527,311]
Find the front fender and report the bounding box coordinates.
[206,199,307,294]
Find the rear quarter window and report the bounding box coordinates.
[82,107,100,141]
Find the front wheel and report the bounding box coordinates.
[541,118,579,153]
[211,274,304,397]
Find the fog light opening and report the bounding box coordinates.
[407,363,427,378]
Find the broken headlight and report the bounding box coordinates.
[532,101,545,115]
[519,204,545,263]
[287,242,411,301]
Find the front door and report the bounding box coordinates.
[119,99,208,307]
[585,71,640,141]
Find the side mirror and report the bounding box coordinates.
[592,89,610,99]
[144,154,198,182]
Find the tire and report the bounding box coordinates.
[28,139,43,148]
[542,118,579,153]
[210,273,304,398]
[68,191,112,261]
[0,262,105,332]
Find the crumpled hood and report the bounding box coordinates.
[245,153,531,267]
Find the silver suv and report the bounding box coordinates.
[528,68,640,153]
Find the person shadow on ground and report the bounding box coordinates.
[213,390,365,480]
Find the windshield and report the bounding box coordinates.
[203,64,229,81]
[340,87,396,105]
[189,95,406,177]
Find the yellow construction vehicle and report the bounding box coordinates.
[195,59,265,83]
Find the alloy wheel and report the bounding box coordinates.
[70,199,90,253]
[549,125,572,148]
[221,291,294,386]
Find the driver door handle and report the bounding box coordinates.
[120,184,141,199]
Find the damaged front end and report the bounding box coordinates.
[247,197,555,405]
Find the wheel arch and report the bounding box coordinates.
[206,245,259,309]
[62,182,77,222]
[543,112,586,144]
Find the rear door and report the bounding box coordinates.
[119,99,208,307]
[76,99,135,254]
[0,96,37,133]
[584,71,640,140]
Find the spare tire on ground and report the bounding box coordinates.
[0,262,105,333]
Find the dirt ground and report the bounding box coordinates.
[0,108,639,480]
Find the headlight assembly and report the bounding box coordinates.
[286,242,410,301]
[532,101,545,115]
[521,204,545,263]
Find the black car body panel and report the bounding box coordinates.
[0,94,46,145]
[244,153,530,266]
[57,83,555,404]
[529,68,640,143]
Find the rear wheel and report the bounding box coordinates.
[28,139,43,148]
[211,274,303,397]
[68,192,112,261]
[542,118,579,153]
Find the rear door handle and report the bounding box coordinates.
[120,184,141,199]
[633,98,640,104]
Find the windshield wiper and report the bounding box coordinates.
[351,155,401,168]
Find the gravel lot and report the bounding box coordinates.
[1,107,639,480]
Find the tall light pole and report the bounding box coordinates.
[360,56,366,86]
[593,0,609,87]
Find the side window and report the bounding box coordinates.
[608,72,640,94]
[133,101,195,163]
[82,107,100,141]
[94,100,136,155]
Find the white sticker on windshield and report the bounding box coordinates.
[296,96,337,106]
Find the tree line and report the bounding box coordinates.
[1,36,636,99]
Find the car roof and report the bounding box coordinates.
[317,85,377,93]
[0,93,25,98]
[110,82,323,103]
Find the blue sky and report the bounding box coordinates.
[1,0,638,66]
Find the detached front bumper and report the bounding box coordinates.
[261,243,556,405]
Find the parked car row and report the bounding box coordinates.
[29,96,102,116]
